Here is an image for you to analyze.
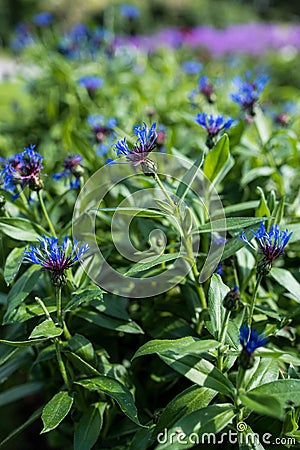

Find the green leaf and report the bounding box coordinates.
[155,404,235,450]
[29,319,63,339]
[244,379,300,419]
[222,200,259,215]
[75,376,144,426]
[270,268,300,303]
[240,392,282,419]
[132,337,198,360]
[133,337,233,395]
[74,403,106,450]
[0,407,42,448]
[41,391,74,433]
[160,354,234,397]
[67,334,95,365]
[238,423,266,450]
[255,186,271,217]
[125,253,181,277]
[175,153,204,200]
[241,168,275,187]
[0,382,44,407]
[97,207,167,218]
[0,338,48,347]
[207,274,229,340]
[243,357,279,391]
[77,309,144,334]
[156,385,216,434]
[64,287,103,312]
[3,265,42,324]
[177,340,221,355]
[64,352,100,377]
[0,217,47,241]
[254,108,271,145]
[203,134,230,184]
[197,217,265,233]
[4,246,26,286]
[0,349,30,383]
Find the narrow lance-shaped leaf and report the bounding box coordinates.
[75,375,145,426]
[41,391,74,433]
[74,402,106,450]
[4,246,26,286]
[203,134,230,184]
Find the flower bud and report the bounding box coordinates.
[223,286,240,311]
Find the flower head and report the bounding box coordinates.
[32,12,53,27]
[78,75,103,92]
[238,324,267,369]
[88,115,117,142]
[0,144,44,199]
[120,4,140,19]
[114,122,157,174]
[198,76,215,103]
[196,113,234,149]
[53,154,84,189]
[24,236,89,286]
[182,61,202,75]
[231,72,269,116]
[240,222,292,274]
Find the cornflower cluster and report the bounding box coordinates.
[0,144,44,200]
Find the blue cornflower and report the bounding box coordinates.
[10,23,34,52]
[78,75,103,92]
[182,61,203,75]
[32,12,53,27]
[24,236,89,286]
[240,222,292,274]
[88,115,117,141]
[0,144,44,199]
[53,155,84,189]
[239,324,267,369]
[120,4,140,19]
[196,113,234,149]
[114,122,158,174]
[198,76,215,103]
[231,73,269,116]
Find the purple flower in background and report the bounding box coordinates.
[182,61,202,75]
[78,75,103,92]
[0,144,44,199]
[240,222,292,274]
[120,4,140,19]
[24,236,89,286]
[53,154,84,189]
[196,113,234,148]
[113,122,158,175]
[32,12,53,27]
[238,324,267,369]
[231,72,269,116]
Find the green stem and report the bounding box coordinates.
[34,296,51,320]
[153,173,176,208]
[56,287,62,326]
[154,173,207,331]
[219,309,231,345]
[38,190,56,237]
[236,366,246,391]
[55,340,71,391]
[217,309,231,371]
[248,273,263,327]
